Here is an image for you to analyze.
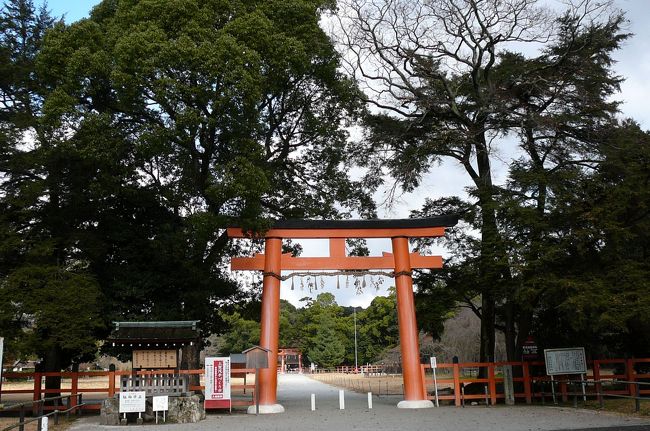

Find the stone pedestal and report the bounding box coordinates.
[100,394,205,425]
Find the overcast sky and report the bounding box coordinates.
[32,0,650,307]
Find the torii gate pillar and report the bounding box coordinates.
[229,217,458,413]
[392,236,432,408]
[255,237,284,413]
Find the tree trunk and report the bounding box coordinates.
[180,343,201,389]
[474,134,499,369]
[504,299,517,362]
[42,345,63,405]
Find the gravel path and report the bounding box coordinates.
[69,374,650,431]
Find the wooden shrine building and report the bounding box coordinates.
[109,321,201,370]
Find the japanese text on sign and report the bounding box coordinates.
[119,391,146,413]
[204,357,231,402]
[544,348,587,375]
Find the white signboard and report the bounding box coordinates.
[544,348,587,375]
[119,391,146,413]
[153,395,169,411]
[204,357,231,409]
[430,356,437,369]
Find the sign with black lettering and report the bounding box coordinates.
[544,348,587,375]
[119,391,146,413]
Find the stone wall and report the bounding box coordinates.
[100,394,205,425]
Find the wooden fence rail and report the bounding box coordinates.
[420,358,650,406]
[1,359,648,411]
[0,368,256,412]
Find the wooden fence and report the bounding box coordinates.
[420,358,650,406]
[1,358,648,411]
[0,368,256,412]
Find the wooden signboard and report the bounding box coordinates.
[133,349,177,369]
[544,347,587,375]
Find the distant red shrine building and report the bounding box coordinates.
[277,348,302,373]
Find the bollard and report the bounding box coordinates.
[37,400,43,431]
[311,394,316,411]
[19,405,25,431]
[368,392,373,409]
[66,395,71,419]
[339,390,345,410]
[635,384,640,413]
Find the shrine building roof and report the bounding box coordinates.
[109,321,200,346]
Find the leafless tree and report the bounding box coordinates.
[331,0,620,363]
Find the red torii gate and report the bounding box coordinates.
[228,216,457,413]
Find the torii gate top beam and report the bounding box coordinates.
[228,216,458,271]
[226,216,458,239]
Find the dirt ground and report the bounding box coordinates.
[310,371,455,396]
[64,374,650,431]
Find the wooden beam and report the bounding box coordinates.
[329,238,346,258]
[231,252,442,271]
[227,227,446,239]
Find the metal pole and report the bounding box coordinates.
[551,376,557,404]
[433,367,439,407]
[19,405,25,431]
[581,373,587,402]
[354,308,358,373]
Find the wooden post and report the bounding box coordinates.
[391,237,432,408]
[593,360,602,404]
[255,238,284,413]
[420,365,428,400]
[108,370,116,397]
[627,359,636,398]
[33,372,42,415]
[71,373,79,409]
[560,379,568,403]
[453,363,461,407]
[488,364,497,406]
[523,362,532,404]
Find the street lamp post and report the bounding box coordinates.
[354,307,358,373]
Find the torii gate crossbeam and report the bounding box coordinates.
[228,216,458,413]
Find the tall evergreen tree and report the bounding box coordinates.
[336,0,630,361]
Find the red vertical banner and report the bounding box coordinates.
[205,357,231,409]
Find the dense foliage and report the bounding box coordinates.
[218,292,399,368]
[0,0,372,377]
